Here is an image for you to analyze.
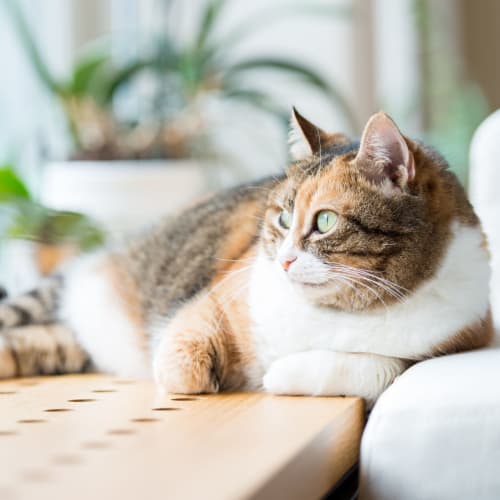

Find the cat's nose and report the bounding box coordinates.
[281,256,297,272]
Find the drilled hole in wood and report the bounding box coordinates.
[92,389,117,393]
[82,441,111,450]
[44,408,72,413]
[17,419,46,424]
[131,418,159,423]
[108,428,136,435]
[0,430,17,436]
[68,398,96,403]
[171,397,199,401]
[0,391,16,395]
[52,454,83,466]
[152,407,181,411]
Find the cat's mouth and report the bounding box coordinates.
[288,274,347,292]
[287,275,330,288]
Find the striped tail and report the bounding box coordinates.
[0,323,92,378]
[0,276,63,330]
[0,277,92,378]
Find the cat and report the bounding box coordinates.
[0,109,493,404]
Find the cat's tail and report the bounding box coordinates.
[0,323,91,378]
[0,275,63,329]
[0,276,92,377]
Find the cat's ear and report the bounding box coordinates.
[355,112,415,193]
[289,108,348,160]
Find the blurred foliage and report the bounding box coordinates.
[0,166,31,201]
[3,0,355,161]
[0,164,105,249]
[425,83,488,186]
[413,0,488,186]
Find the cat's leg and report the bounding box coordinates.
[0,323,91,378]
[263,350,408,403]
[153,292,243,394]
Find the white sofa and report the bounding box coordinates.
[359,111,500,500]
[359,348,500,499]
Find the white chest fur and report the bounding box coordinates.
[248,223,490,369]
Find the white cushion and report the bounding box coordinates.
[470,110,500,328]
[359,348,500,500]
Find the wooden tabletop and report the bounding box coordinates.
[0,375,364,500]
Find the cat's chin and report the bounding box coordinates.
[290,279,323,288]
[288,277,343,301]
[288,277,328,288]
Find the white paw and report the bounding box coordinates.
[263,354,314,395]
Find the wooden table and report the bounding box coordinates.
[0,375,364,500]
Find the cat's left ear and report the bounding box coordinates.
[355,112,415,193]
[289,108,349,160]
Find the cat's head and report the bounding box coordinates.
[262,109,477,311]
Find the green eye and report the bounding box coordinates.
[316,210,338,233]
[279,209,292,229]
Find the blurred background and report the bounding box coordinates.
[0,0,497,293]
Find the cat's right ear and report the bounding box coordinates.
[289,108,348,160]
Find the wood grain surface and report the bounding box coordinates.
[0,375,364,500]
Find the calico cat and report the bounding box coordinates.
[0,110,492,404]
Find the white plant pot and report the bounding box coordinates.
[41,159,212,236]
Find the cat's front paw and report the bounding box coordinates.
[263,353,316,396]
[153,336,220,395]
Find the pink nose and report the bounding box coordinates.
[281,256,297,272]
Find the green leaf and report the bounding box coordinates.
[222,88,290,125]
[2,200,105,250]
[40,210,105,249]
[0,166,31,202]
[194,0,227,53]
[69,52,110,96]
[2,0,61,94]
[223,58,357,131]
[101,59,152,104]
[3,199,44,241]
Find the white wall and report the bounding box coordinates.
[373,0,422,136]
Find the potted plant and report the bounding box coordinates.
[0,164,104,293]
[5,0,355,233]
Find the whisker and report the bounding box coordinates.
[214,282,251,329]
[337,265,409,294]
[329,271,390,311]
[334,270,406,301]
[206,264,253,297]
[328,268,405,304]
[327,262,409,299]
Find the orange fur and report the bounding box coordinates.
[155,246,258,394]
[431,309,494,357]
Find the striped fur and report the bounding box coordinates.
[0,276,62,329]
[0,324,91,378]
